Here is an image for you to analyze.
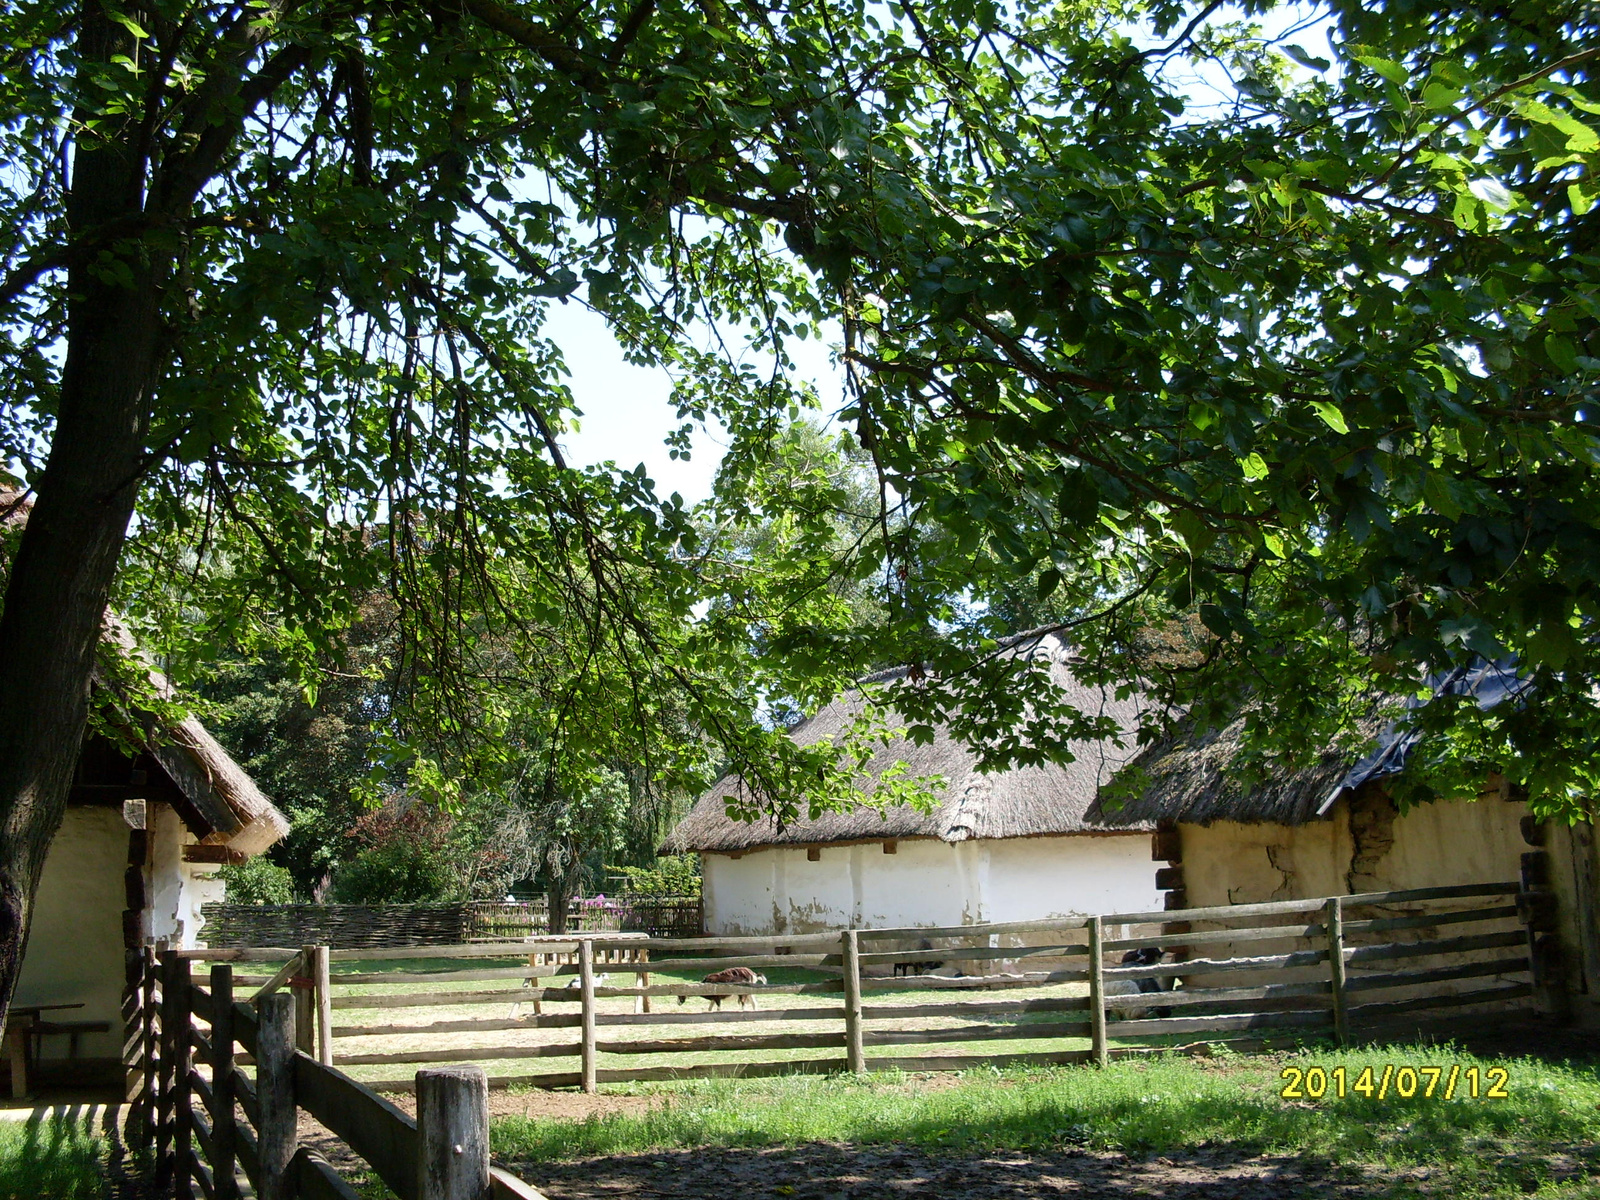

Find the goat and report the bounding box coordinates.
[510,971,607,1018]
[679,966,767,1010]
[1105,947,1175,1020]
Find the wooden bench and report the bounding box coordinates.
[31,1019,111,1061]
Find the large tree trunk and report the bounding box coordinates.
[0,1,165,1028]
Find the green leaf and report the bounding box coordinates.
[110,11,149,37]
[1355,55,1410,86]
[1545,334,1580,374]
[1421,82,1458,110]
[1239,452,1269,480]
[1311,401,1349,433]
[1282,44,1330,72]
[1037,568,1061,599]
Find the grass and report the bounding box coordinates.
[490,1044,1600,1197]
[0,1115,107,1200]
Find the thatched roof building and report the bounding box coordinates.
[0,491,286,856]
[93,619,289,857]
[1084,659,1531,829]
[665,635,1153,855]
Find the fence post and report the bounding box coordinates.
[1326,896,1349,1047]
[579,939,597,1094]
[256,992,297,1200]
[133,946,157,1154]
[636,948,651,1015]
[1087,916,1107,1068]
[295,944,317,1056]
[312,945,334,1065]
[156,951,178,1190]
[416,1065,490,1200]
[211,964,238,1200]
[842,929,865,1074]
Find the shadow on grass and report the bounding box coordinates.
[0,1109,111,1200]
[494,1047,1600,1198]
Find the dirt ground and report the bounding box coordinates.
[518,1142,1390,1199]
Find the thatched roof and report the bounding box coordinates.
[663,635,1153,854]
[0,490,286,855]
[1084,659,1531,828]
[98,618,290,856]
[1082,712,1382,828]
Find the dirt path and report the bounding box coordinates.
[516,1142,1385,1199]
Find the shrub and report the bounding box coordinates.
[218,857,296,905]
[329,840,460,903]
[610,854,701,898]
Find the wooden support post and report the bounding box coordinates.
[175,951,195,1200]
[1087,916,1107,1068]
[416,1065,490,1200]
[211,965,238,1200]
[1326,896,1349,1047]
[636,948,651,1015]
[256,992,297,1200]
[138,946,157,1153]
[313,945,334,1065]
[295,945,317,1056]
[157,951,179,1190]
[842,929,865,1074]
[579,939,597,1095]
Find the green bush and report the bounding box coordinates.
[329,840,460,903]
[610,854,701,898]
[218,857,296,905]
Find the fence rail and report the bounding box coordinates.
[171,880,1535,1100]
[199,898,703,951]
[132,947,553,1200]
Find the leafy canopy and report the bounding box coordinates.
[2,0,1598,825]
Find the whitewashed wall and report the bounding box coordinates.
[148,802,226,949]
[701,832,1160,935]
[15,807,128,1063]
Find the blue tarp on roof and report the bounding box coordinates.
[1318,657,1534,815]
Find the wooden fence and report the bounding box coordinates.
[172,880,1535,1098]
[199,898,703,950]
[131,946,552,1200]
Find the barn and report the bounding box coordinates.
[663,636,1163,936]
[1084,659,1600,1025]
[11,627,287,1093]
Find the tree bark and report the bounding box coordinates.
[0,0,167,1027]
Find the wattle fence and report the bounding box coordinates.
[199,897,703,951]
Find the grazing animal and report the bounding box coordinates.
[511,971,606,1018]
[1106,947,1175,1020]
[680,966,768,1010]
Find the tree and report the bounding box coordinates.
[0,0,956,1024]
[5,0,1598,1039]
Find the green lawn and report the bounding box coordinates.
[0,1116,107,1200]
[491,1045,1600,1198]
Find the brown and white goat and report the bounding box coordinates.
[680,966,768,1010]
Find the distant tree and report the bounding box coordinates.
[328,802,460,904]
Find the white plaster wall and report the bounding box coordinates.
[14,807,127,1062]
[702,833,1161,935]
[149,804,226,950]
[982,834,1163,922]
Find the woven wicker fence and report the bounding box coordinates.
[199,897,703,949]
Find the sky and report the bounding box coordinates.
[545,301,846,507]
